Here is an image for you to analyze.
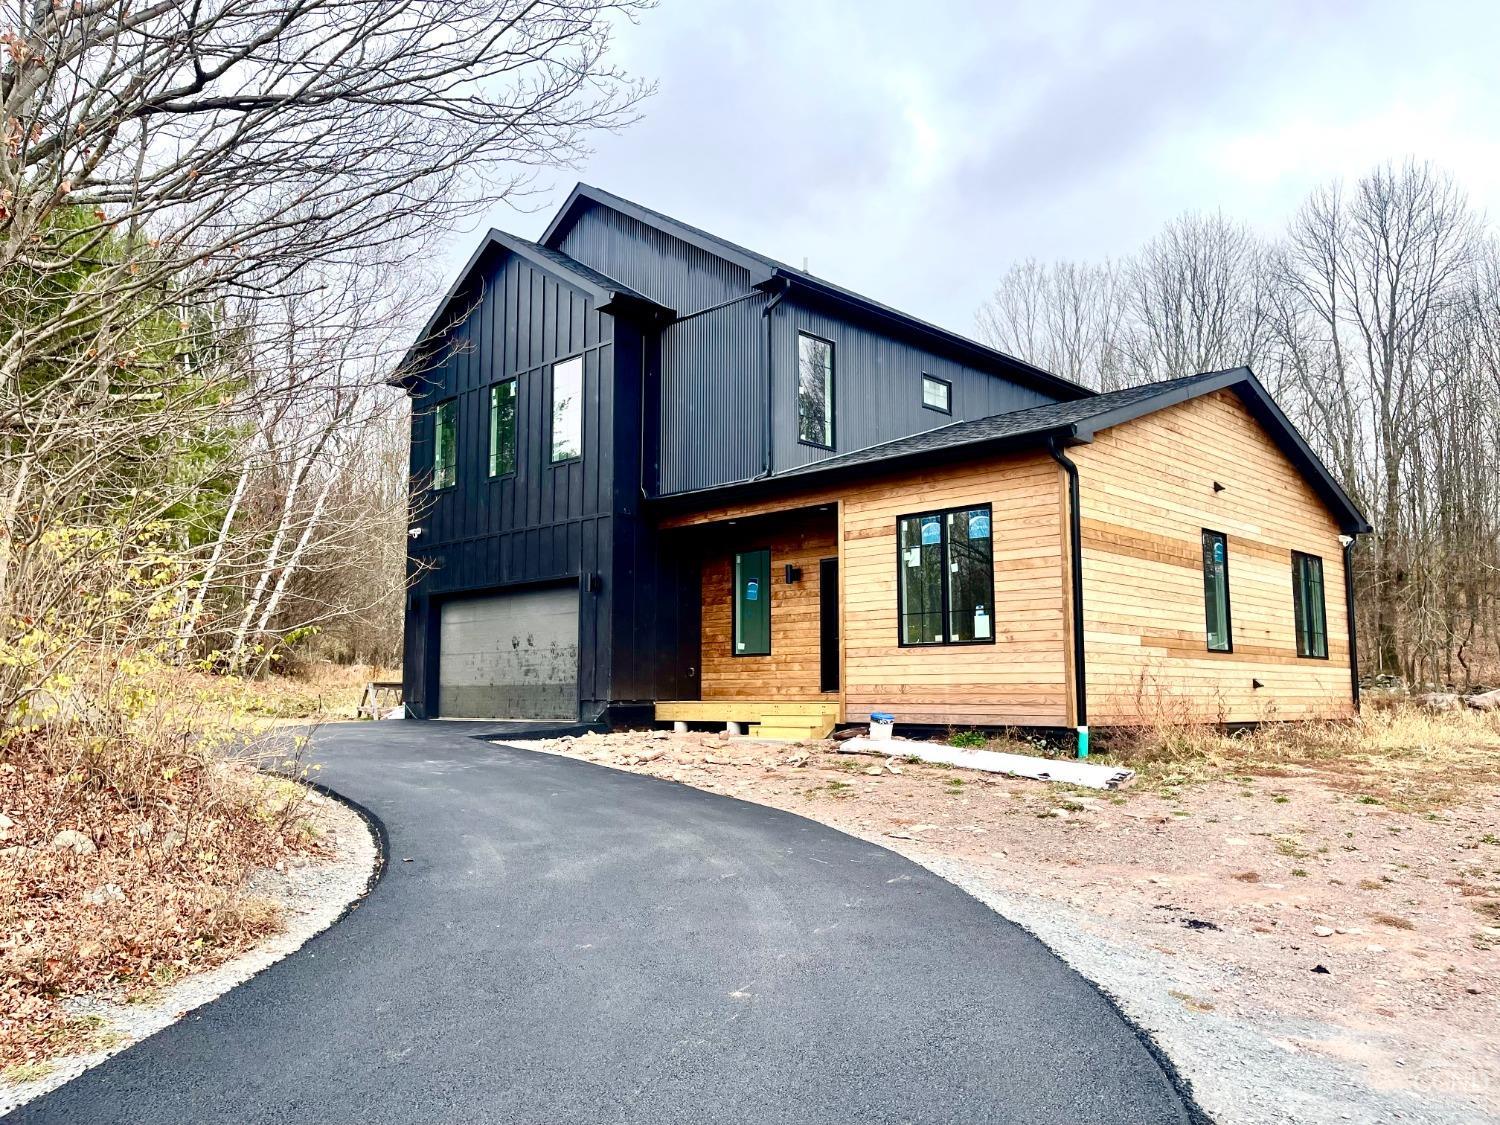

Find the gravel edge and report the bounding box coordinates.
[0,784,381,1116]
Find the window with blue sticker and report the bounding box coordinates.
[734,549,771,655]
[1202,529,1232,652]
[897,505,994,646]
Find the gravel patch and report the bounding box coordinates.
[0,787,379,1116]
[518,730,1500,1124]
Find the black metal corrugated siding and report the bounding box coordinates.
[557,203,751,312]
[771,300,1060,475]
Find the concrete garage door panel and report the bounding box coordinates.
[438,588,578,719]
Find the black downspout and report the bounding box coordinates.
[757,278,791,479]
[1047,437,1088,757]
[1343,537,1361,713]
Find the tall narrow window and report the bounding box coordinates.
[1202,529,1232,652]
[733,549,771,656]
[797,333,834,448]
[1292,552,1328,658]
[897,505,994,646]
[551,355,583,463]
[921,374,951,414]
[431,399,456,490]
[489,379,516,477]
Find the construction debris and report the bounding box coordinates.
[836,736,1134,790]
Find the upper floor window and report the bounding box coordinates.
[431,399,456,490]
[1202,529,1232,652]
[489,378,516,478]
[551,355,583,463]
[897,505,994,646]
[797,333,834,448]
[1292,551,1328,658]
[921,374,951,414]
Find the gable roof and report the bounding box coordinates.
[390,229,671,385]
[541,183,1093,402]
[665,367,1372,535]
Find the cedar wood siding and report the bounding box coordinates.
[662,450,1072,727]
[1072,389,1354,724]
[699,512,838,701]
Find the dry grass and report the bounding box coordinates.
[0,658,331,1073]
[1093,703,1500,810]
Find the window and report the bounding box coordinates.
[921,374,951,414]
[797,333,834,448]
[489,379,516,477]
[1202,529,1232,652]
[551,355,583,462]
[733,549,771,656]
[1292,552,1328,658]
[431,399,456,490]
[897,505,994,646]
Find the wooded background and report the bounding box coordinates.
[977,160,1500,689]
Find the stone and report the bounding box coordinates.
[85,883,125,907]
[1049,808,1070,819]
[1463,688,1500,711]
[1418,692,1461,712]
[1313,925,1335,937]
[50,829,96,855]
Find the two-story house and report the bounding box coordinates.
[393,184,1369,746]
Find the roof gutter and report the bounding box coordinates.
[1047,436,1089,757]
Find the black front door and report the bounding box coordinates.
[819,557,840,693]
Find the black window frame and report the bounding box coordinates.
[1291,550,1329,660]
[488,377,517,479]
[550,354,584,465]
[1201,528,1233,653]
[430,398,457,491]
[921,373,952,415]
[796,332,836,450]
[895,503,997,648]
[732,548,772,657]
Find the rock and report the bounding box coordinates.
[647,729,669,740]
[50,829,96,855]
[0,845,33,862]
[1311,964,1331,974]
[1464,688,1500,711]
[0,812,14,833]
[85,883,125,907]
[862,766,883,776]
[1049,808,1070,819]
[1418,692,1461,712]
[129,821,154,841]
[1366,944,1387,953]
[1314,925,1335,937]
[636,747,668,763]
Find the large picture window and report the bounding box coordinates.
[733,549,771,656]
[1292,551,1328,659]
[1202,529,1232,652]
[797,333,834,448]
[551,355,583,463]
[489,378,516,477]
[431,399,456,490]
[897,505,994,646]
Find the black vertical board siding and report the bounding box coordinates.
[402,248,634,719]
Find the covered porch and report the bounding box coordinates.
[653,501,845,738]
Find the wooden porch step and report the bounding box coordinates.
[747,716,835,741]
[655,699,840,723]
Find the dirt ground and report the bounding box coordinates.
[519,725,1500,1124]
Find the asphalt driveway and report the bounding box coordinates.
[10,722,1199,1124]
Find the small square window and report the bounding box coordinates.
[921,374,951,414]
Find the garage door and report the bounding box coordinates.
[437,588,579,720]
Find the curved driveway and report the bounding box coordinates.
[12,722,1198,1124]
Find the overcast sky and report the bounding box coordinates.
[454,0,1500,338]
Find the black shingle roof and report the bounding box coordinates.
[780,369,1236,478]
